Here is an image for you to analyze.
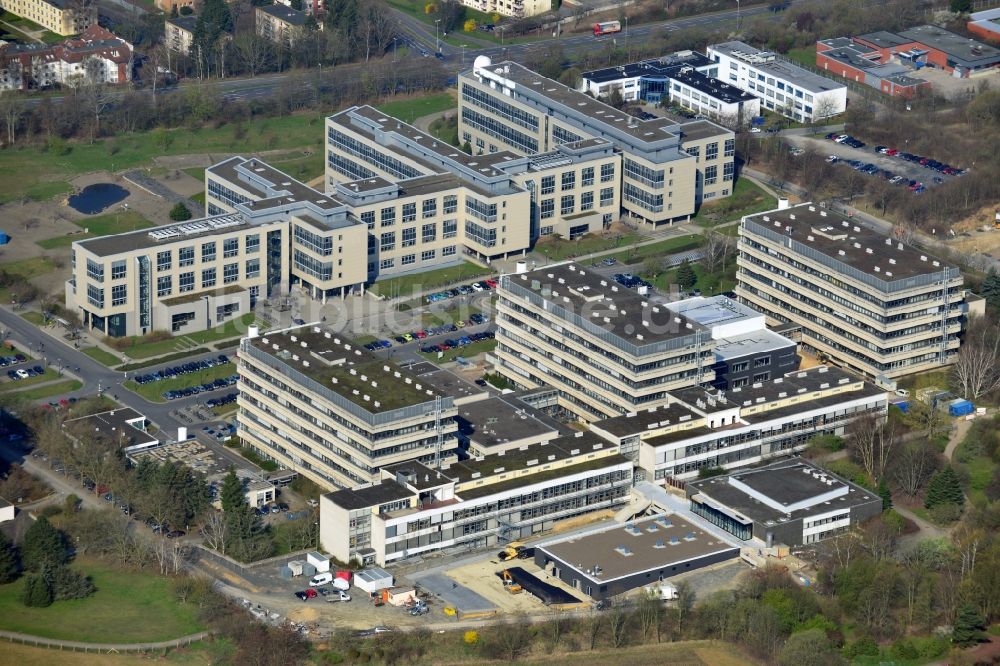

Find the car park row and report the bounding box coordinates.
[162,374,239,400]
[424,279,498,304]
[418,330,495,354]
[825,133,964,193]
[364,313,490,352]
[133,355,230,385]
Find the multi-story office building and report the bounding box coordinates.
[326,104,621,242]
[580,52,760,127]
[589,366,887,481]
[238,326,461,490]
[494,262,716,422]
[0,0,94,35]
[319,432,632,566]
[735,203,968,380]
[0,25,131,91]
[686,458,883,546]
[459,58,736,225]
[707,41,847,122]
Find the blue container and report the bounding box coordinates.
[0,231,9,245]
[949,399,974,417]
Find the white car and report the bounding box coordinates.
[895,388,910,397]
[325,591,351,603]
[471,283,485,292]
[309,572,333,587]
[14,369,29,380]
[750,127,762,133]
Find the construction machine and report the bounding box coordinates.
[501,570,523,594]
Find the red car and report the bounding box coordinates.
[885,148,898,156]
[413,330,427,339]
[485,278,498,288]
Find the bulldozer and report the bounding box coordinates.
[496,541,526,561]
[501,570,523,594]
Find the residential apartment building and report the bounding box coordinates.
[326,104,621,242]
[589,366,887,481]
[461,0,548,18]
[686,458,883,546]
[165,16,197,55]
[580,52,761,127]
[707,41,847,122]
[735,203,968,381]
[0,0,94,35]
[256,4,309,46]
[238,326,461,490]
[319,433,632,566]
[494,262,717,422]
[0,25,131,90]
[459,58,736,225]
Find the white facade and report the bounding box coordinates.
[707,42,847,122]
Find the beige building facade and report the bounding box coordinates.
[736,203,968,380]
[460,0,548,18]
[0,0,94,35]
[457,59,736,226]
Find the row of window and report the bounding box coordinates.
[377,246,456,270]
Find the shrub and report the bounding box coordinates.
[21,516,68,571]
[843,636,879,658]
[464,630,479,645]
[48,566,95,601]
[169,203,193,222]
[929,502,962,524]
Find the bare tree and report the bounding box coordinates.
[952,316,1000,400]
[488,613,531,662]
[636,588,664,641]
[0,92,25,147]
[891,440,938,498]
[584,607,603,650]
[702,230,735,275]
[846,412,895,484]
[608,595,631,647]
[200,510,230,554]
[233,34,271,77]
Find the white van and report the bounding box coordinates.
[309,572,333,587]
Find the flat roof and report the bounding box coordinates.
[455,395,561,450]
[855,30,913,49]
[400,361,487,403]
[581,51,714,84]
[76,213,255,257]
[63,408,157,448]
[325,481,414,510]
[539,514,737,583]
[817,39,927,87]
[897,25,1000,65]
[504,262,709,347]
[743,203,958,281]
[665,295,760,328]
[709,41,846,93]
[257,3,307,25]
[167,15,198,32]
[713,329,795,361]
[671,69,758,105]
[590,402,700,439]
[688,457,879,525]
[247,326,441,412]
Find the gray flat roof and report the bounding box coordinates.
[665,295,760,328]
[688,457,880,525]
[401,361,487,403]
[590,402,700,439]
[671,70,758,105]
[257,3,307,25]
[581,51,714,84]
[855,30,912,49]
[539,514,737,583]
[63,408,157,447]
[76,213,255,257]
[505,262,709,347]
[817,39,927,87]
[897,25,1000,65]
[714,329,795,361]
[325,481,414,510]
[455,395,561,449]
[743,203,958,281]
[709,41,846,93]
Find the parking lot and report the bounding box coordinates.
[785,132,966,191]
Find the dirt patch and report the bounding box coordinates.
[289,606,320,623]
[946,203,1000,257]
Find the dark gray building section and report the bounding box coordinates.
[533,515,739,601]
[710,331,800,390]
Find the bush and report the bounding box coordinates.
[21,573,53,607]
[929,502,963,524]
[464,630,479,645]
[38,505,62,518]
[169,203,193,222]
[843,636,879,658]
[48,566,95,601]
[21,516,68,571]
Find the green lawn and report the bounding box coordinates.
[229,444,277,472]
[270,151,325,183]
[19,311,45,325]
[644,261,736,296]
[605,234,705,264]
[369,261,491,297]
[25,181,73,202]
[110,314,253,360]
[0,557,204,643]
[694,178,778,228]
[73,210,153,236]
[17,379,83,400]
[0,368,60,392]
[960,454,994,505]
[419,337,496,364]
[82,346,124,367]
[182,313,256,345]
[35,233,90,250]
[0,113,328,204]
[190,191,206,205]
[183,167,206,183]
[124,361,235,402]
[375,93,456,124]
[1,256,57,279]
[786,46,817,68]
[535,231,642,261]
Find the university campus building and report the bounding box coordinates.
[706,41,847,122]
[458,58,737,225]
[735,202,971,381]
[0,0,94,36]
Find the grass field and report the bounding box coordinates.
[535,231,642,261]
[694,178,778,228]
[26,181,73,202]
[644,260,736,296]
[369,261,491,297]
[109,313,253,360]
[20,311,46,325]
[16,379,83,400]
[0,642,225,665]
[786,46,817,68]
[1,256,57,280]
[81,346,123,367]
[0,368,60,392]
[37,211,153,249]
[124,362,235,402]
[182,313,256,345]
[0,557,204,643]
[375,93,456,124]
[605,234,705,264]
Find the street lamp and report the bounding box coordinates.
[435,19,441,54]
[735,0,741,34]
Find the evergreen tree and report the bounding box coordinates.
[47,566,95,601]
[924,465,964,509]
[878,478,892,511]
[952,603,985,647]
[950,0,972,13]
[169,203,192,221]
[676,259,697,289]
[0,531,19,583]
[982,268,1000,310]
[220,467,246,514]
[21,517,67,572]
[21,573,53,607]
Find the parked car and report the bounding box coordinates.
[310,572,334,587]
[325,591,352,603]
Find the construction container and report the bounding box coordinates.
[287,560,304,576]
[949,399,974,417]
[307,551,329,573]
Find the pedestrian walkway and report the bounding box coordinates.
[0,629,212,653]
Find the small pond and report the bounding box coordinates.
[67,183,129,214]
